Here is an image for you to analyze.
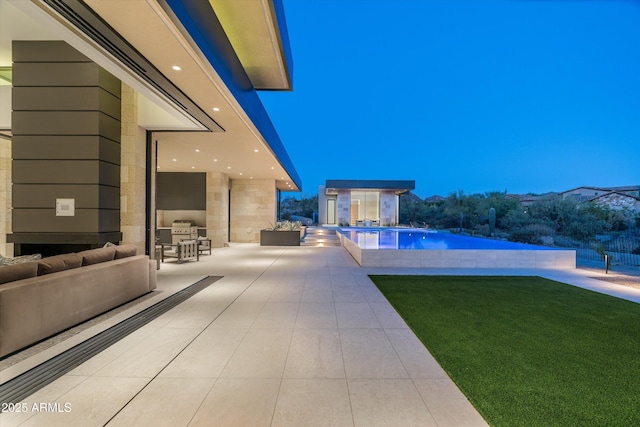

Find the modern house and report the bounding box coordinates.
[560,186,640,213]
[586,192,640,213]
[0,0,301,258]
[561,186,640,202]
[318,180,415,226]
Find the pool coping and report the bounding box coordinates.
[338,232,577,269]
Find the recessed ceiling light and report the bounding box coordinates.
[212,107,220,112]
[172,65,181,71]
[239,173,243,176]
[254,149,259,153]
[172,158,177,162]
[271,167,275,170]
[191,166,195,169]
[227,166,231,169]
[213,158,218,162]
[195,149,200,152]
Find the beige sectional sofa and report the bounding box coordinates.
[0,245,157,358]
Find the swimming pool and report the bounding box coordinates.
[338,228,576,269]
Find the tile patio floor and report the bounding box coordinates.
[2,243,639,427]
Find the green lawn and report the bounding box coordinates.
[370,275,640,427]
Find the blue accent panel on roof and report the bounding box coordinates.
[272,0,293,89]
[164,0,302,190]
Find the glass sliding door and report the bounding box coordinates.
[364,191,379,222]
[350,191,380,225]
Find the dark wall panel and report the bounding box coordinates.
[10,41,122,248]
[12,87,121,119]
[13,160,120,186]
[12,184,119,209]
[12,136,120,164]
[157,172,206,210]
[13,62,104,87]
[11,40,90,62]
[12,111,121,141]
[12,209,120,233]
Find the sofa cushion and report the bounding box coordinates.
[114,245,137,259]
[0,253,42,266]
[79,247,117,266]
[0,262,39,284]
[37,253,83,275]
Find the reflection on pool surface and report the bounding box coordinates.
[340,228,559,251]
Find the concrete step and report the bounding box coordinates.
[301,227,341,247]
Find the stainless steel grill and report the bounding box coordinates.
[171,221,198,244]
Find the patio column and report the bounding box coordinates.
[230,179,276,243]
[206,172,230,247]
[380,191,397,226]
[120,83,146,253]
[337,190,351,226]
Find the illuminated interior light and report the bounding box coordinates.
[172,65,181,71]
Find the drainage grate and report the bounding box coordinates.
[0,276,221,404]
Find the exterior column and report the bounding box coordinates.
[380,191,398,226]
[206,172,230,247]
[337,190,351,226]
[0,138,11,257]
[230,179,276,243]
[10,41,121,255]
[120,83,146,254]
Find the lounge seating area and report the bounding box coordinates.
[355,219,380,227]
[0,245,157,357]
[160,237,211,263]
[197,236,212,256]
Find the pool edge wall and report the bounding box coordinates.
[339,234,577,269]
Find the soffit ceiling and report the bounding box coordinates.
[0,0,299,191]
[211,0,292,90]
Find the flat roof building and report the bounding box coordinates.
[318,180,415,226]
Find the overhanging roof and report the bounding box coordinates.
[211,0,293,90]
[325,180,416,195]
[2,0,301,191]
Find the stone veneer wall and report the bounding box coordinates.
[230,179,276,243]
[336,190,351,225]
[0,138,12,257]
[380,191,397,226]
[120,84,146,254]
[206,172,230,247]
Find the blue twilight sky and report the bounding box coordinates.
[258,0,640,199]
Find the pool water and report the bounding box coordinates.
[340,228,559,251]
